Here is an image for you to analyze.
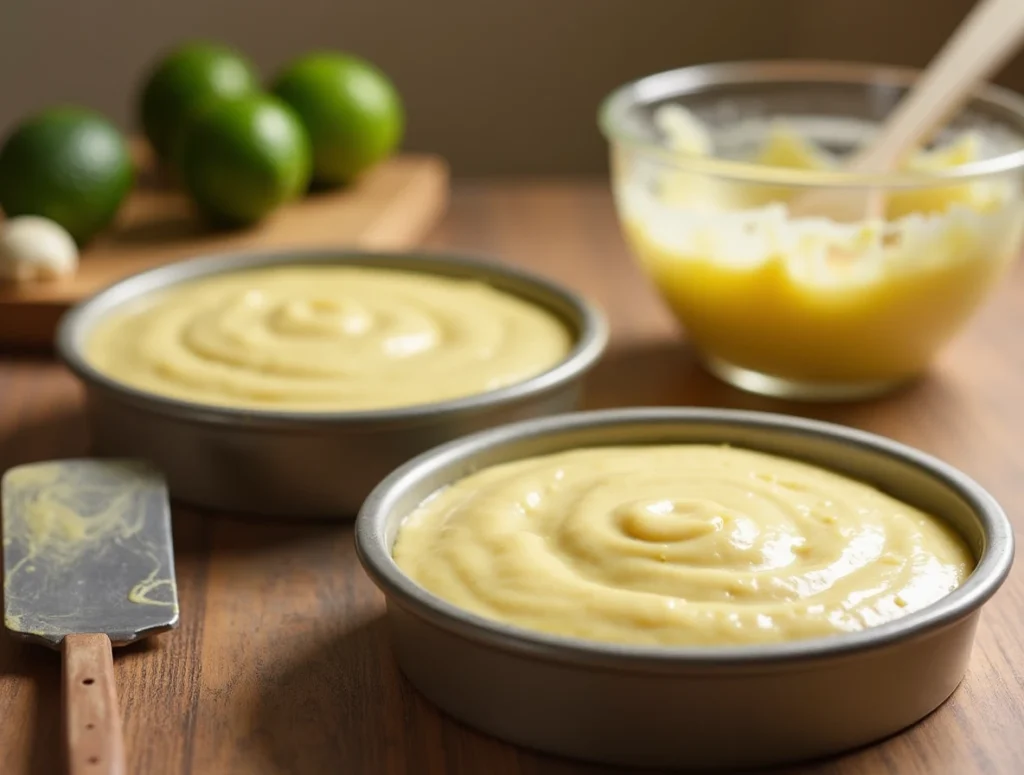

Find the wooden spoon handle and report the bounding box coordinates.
[853,0,1024,173]
[63,633,126,775]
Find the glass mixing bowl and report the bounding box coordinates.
[599,61,1024,400]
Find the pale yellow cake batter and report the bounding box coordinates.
[85,265,573,411]
[393,445,974,647]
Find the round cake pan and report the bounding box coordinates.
[356,408,1014,770]
[55,249,607,519]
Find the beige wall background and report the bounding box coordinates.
[2,0,1023,176]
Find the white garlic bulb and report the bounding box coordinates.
[0,215,79,283]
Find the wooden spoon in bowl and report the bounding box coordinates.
[789,0,1024,222]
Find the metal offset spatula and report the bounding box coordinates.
[2,459,179,775]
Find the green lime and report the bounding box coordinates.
[0,106,134,245]
[179,93,311,226]
[139,41,259,165]
[271,52,403,185]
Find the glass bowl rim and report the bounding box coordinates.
[598,59,1024,189]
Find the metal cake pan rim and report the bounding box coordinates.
[55,248,609,429]
[356,406,1015,672]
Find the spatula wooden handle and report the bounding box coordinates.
[853,0,1024,173]
[63,634,126,775]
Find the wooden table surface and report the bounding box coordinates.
[1,180,1022,775]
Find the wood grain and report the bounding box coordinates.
[63,634,125,775]
[1,180,1023,774]
[0,144,450,347]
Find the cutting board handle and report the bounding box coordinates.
[63,633,126,775]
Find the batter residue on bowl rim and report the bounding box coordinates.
[393,445,974,647]
[84,264,573,412]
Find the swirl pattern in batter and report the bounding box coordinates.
[393,445,974,647]
[85,265,572,411]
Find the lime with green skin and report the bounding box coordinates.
[139,41,260,165]
[0,106,134,245]
[179,93,312,226]
[271,52,404,186]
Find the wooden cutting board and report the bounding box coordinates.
[0,145,450,347]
